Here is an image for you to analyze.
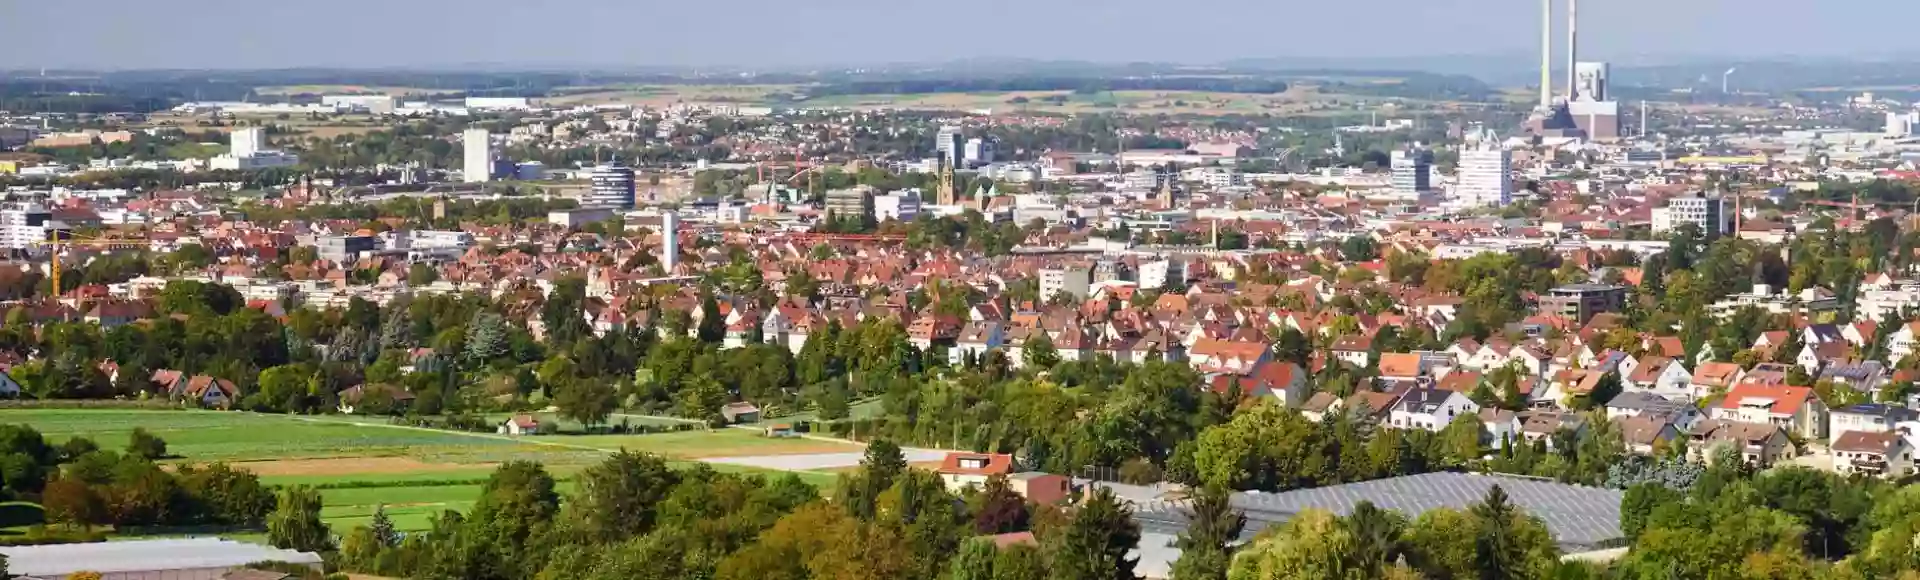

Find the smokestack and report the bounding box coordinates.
[1567,0,1579,102]
[1540,0,1553,110]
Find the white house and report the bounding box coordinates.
[1388,387,1481,432]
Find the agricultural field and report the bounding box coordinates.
[537,84,801,108]
[0,409,849,534]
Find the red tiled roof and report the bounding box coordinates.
[939,452,1016,476]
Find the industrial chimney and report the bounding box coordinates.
[1566,0,1579,102]
[1539,0,1554,110]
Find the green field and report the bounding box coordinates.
[0,409,848,533]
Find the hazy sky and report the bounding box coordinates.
[7,0,1920,70]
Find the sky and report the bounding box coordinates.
[7,0,1920,70]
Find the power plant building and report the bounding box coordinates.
[1526,0,1622,142]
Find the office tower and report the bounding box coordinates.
[585,162,636,208]
[231,127,265,158]
[660,211,680,272]
[462,129,493,183]
[1390,148,1434,196]
[964,137,995,166]
[935,126,964,168]
[1455,146,1513,208]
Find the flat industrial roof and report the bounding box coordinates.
[0,538,323,577]
[1132,472,1625,551]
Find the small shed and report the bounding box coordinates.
[720,402,762,424]
[499,414,541,435]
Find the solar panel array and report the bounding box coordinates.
[0,537,324,576]
[1133,472,1626,551]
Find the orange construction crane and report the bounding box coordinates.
[33,234,146,296]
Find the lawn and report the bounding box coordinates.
[0,410,846,533]
[4,410,535,463]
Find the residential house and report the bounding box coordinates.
[1517,411,1587,449]
[1342,391,1403,424]
[1188,338,1271,375]
[1388,387,1480,432]
[335,384,415,414]
[1624,355,1694,400]
[1207,361,1310,409]
[1828,403,1919,444]
[1481,409,1522,449]
[1803,323,1846,346]
[1301,392,1342,422]
[1538,369,1609,409]
[1796,341,1850,375]
[1376,353,1429,389]
[1711,384,1828,441]
[150,369,188,395]
[1688,419,1795,467]
[950,322,1004,367]
[1604,391,1700,431]
[1819,361,1889,398]
[1330,334,1374,368]
[85,300,152,328]
[1689,362,1745,400]
[1887,320,1920,363]
[1831,430,1912,478]
[1006,472,1073,505]
[937,452,1017,492]
[1614,414,1681,455]
[178,375,237,408]
[1435,371,1485,395]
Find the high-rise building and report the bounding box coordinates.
[231,128,265,158]
[1454,146,1513,208]
[584,162,636,208]
[935,126,964,168]
[1390,148,1434,196]
[462,129,493,183]
[659,211,680,273]
[0,204,50,252]
[963,137,995,166]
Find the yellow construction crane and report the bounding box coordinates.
[32,234,147,297]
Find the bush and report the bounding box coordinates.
[127,428,167,460]
[1118,458,1164,485]
[0,502,44,528]
[0,526,106,546]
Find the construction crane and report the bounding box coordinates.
[33,233,147,297]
